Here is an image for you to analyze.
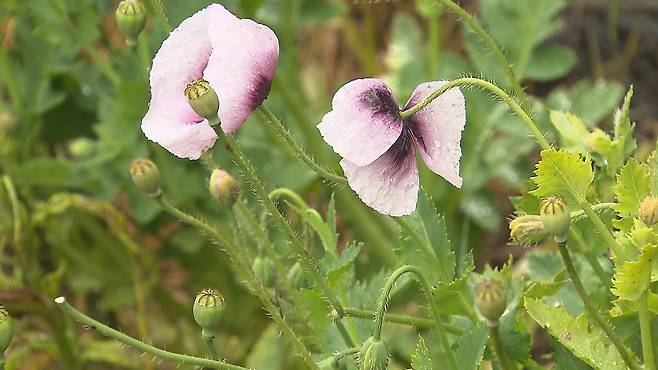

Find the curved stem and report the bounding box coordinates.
[204,336,221,362]
[334,320,356,348]
[489,325,514,370]
[400,77,550,150]
[154,194,319,370]
[257,106,347,185]
[639,289,656,370]
[556,239,641,370]
[373,265,457,370]
[55,297,247,370]
[212,125,345,318]
[269,187,309,210]
[146,0,172,34]
[436,0,529,112]
[343,307,463,334]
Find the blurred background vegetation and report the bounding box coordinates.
[0,0,656,368]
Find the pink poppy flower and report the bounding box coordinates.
[318,78,465,216]
[141,4,279,159]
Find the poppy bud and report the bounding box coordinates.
[509,215,547,246]
[251,256,276,288]
[185,78,220,124]
[358,337,390,370]
[475,280,506,325]
[193,289,225,338]
[0,305,14,354]
[639,196,658,226]
[115,0,147,47]
[209,169,240,207]
[540,196,570,242]
[0,111,16,134]
[129,158,161,197]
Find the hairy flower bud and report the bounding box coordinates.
[252,256,276,288]
[358,337,390,370]
[116,0,147,47]
[540,196,571,242]
[640,196,658,226]
[185,78,220,124]
[129,158,161,197]
[475,280,507,325]
[0,305,14,354]
[193,289,225,338]
[209,169,240,207]
[509,215,548,246]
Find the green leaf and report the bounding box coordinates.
[531,148,594,205]
[612,86,636,159]
[411,335,432,370]
[547,79,625,125]
[553,339,592,370]
[453,325,489,370]
[525,44,577,82]
[549,111,590,152]
[383,13,426,100]
[525,298,628,370]
[613,159,650,221]
[321,242,363,286]
[647,142,658,194]
[611,244,658,303]
[288,203,336,254]
[245,324,285,370]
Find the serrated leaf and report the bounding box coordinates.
[453,325,489,370]
[549,111,590,152]
[321,242,363,286]
[647,141,658,194]
[245,324,285,370]
[525,298,628,370]
[411,335,432,370]
[531,148,594,205]
[611,244,658,303]
[613,159,650,222]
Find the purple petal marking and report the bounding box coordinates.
[340,147,419,217]
[404,81,466,188]
[318,78,403,167]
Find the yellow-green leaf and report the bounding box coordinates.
[611,244,658,303]
[531,149,594,205]
[613,159,650,220]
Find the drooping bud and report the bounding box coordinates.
[116,0,147,47]
[475,280,507,325]
[209,169,240,207]
[185,78,219,124]
[358,337,390,370]
[639,196,658,226]
[193,289,225,338]
[539,196,570,242]
[509,215,548,246]
[0,305,14,354]
[251,256,276,288]
[129,158,161,197]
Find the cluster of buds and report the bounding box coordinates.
[358,337,389,370]
[509,196,570,245]
[0,305,14,356]
[192,289,225,339]
[115,0,147,47]
[475,280,507,325]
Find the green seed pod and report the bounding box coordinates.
[475,279,507,325]
[0,305,14,354]
[185,78,220,123]
[540,196,570,242]
[209,169,240,208]
[193,289,225,338]
[639,196,658,226]
[116,0,147,47]
[358,337,390,370]
[509,215,548,246]
[252,256,276,288]
[129,158,161,197]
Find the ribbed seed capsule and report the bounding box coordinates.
[193,289,225,338]
[115,0,147,47]
[129,158,161,197]
[509,215,548,246]
[639,196,658,226]
[185,78,220,123]
[0,305,14,354]
[475,280,507,325]
[539,196,570,242]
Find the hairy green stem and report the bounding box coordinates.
[639,289,656,369]
[146,0,172,34]
[55,297,247,370]
[399,77,549,150]
[331,347,359,368]
[257,106,347,185]
[343,307,463,335]
[334,319,356,348]
[212,125,345,319]
[154,195,319,370]
[489,325,514,370]
[269,187,309,210]
[394,217,449,281]
[204,337,221,361]
[435,0,530,111]
[556,239,641,370]
[373,265,457,370]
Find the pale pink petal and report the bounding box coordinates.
[204,11,279,133]
[318,78,404,166]
[404,81,466,188]
[142,4,229,158]
[340,149,419,217]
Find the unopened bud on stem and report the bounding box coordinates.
[209,169,240,207]
[540,196,570,242]
[0,305,14,354]
[475,280,506,325]
[185,78,219,124]
[116,0,147,47]
[358,336,389,370]
[639,196,658,226]
[129,158,161,197]
[509,215,547,246]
